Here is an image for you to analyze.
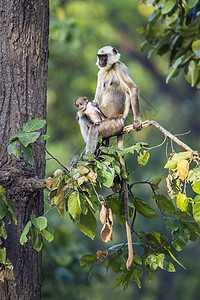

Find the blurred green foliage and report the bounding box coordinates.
[42,0,200,299]
[140,0,200,87]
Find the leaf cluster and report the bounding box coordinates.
[0,187,17,278]
[20,214,54,251]
[7,119,47,165]
[6,120,200,290]
[140,0,200,87]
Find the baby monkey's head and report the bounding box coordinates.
[75,96,88,111]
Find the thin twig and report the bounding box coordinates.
[131,209,137,232]
[131,228,156,252]
[144,136,167,151]
[129,180,158,195]
[43,191,71,217]
[123,120,194,152]
[91,182,103,204]
[45,147,71,172]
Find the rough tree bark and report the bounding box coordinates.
[0,1,49,299]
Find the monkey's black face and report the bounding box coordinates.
[97,54,108,67]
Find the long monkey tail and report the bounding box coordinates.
[117,135,133,270]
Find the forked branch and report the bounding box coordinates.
[123,120,194,152]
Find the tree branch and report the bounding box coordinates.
[0,170,46,191]
[123,120,194,153]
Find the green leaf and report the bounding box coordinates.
[7,142,22,158]
[192,195,200,222]
[172,224,190,251]
[188,167,200,184]
[164,217,179,231]
[114,274,131,290]
[156,253,176,272]
[0,186,5,196]
[164,152,192,169]
[120,143,147,155]
[0,220,7,239]
[152,177,162,190]
[185,60,199,87]
[20,221,31,245]
[109,254,126,273]
[100,143,147,156]
[146,267,153,283]
[80,254,100,272]
[31,225,43,252]
[161,1,176,14]
[187,0,199,8]
[10,131,40,147]
[23,118,46,132]
[144,254,159,271]
[137,150,150,167]
[133,254,142,265]
[134,198,158,219]
[153,194,175,213]
[176,194,190,212]
[145,253,175,272]
[131,268,142,289]
[41,225,55,243]
[165,8,179,25]
[97,162,115,188]
[78,206,97,240]
[174,211,188,219]
[7,199,17,225]
[41,134,50,142]
[107,195,125,225]
[21,144,34,165]
[0,248,6,265]
[192,182,200,194]
[182,221,200,242]
[31,215,47,231]
[166,66,178,84]
[68,191,82,219]
[0,197,8,219]
[192,40,200,52]
[168,249,186,269]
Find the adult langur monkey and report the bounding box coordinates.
[76,46,142,269]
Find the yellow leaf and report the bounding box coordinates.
[101,222,112,243]
[77,176,88,186]
[100,203,107,224]
[88,172,97,183]
[192,39,200,52]
[176,193,190,213]
[45,177,53,190]
[50,169,65,190]
[177,159,189,180]
[76,163,89,174]
[166,174,172,193]
[52,190,65,218]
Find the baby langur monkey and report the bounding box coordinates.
[75,96,105,125]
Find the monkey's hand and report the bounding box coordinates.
[133,119,142,131]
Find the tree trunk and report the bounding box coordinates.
[0,1,49,299]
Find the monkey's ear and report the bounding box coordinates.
[112,47,118,54]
